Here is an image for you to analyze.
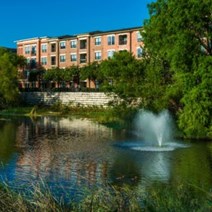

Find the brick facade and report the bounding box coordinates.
[16,27,143,70]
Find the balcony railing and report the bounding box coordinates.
[80,40,87,49]
[80,44,87,49]
[80,58,87,63]
[119,40,127,45]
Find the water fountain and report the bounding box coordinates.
[116,110,188,152]
[135,110,173,147]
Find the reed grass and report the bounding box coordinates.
[0,181,211,212]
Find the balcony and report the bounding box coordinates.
[80,54,87,64]
[51,44,56,52]
[119,35,127,45]
[80,59,86,63]
[80,40,87,49]
[51,56,56,65]
[119,40,127,45]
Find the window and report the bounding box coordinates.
[108,35,115,45]
[60,55,66,62]
[70,53,77,62]
[25,46,30,54]
[60,41,66,49]
[41,44,47,53]
[95,51,101,60]
[70,40,77,48]
[95,37,101,45]
[107,50,115,58]
[137,47,143,58]
[119,35,127,45]
[41,57,47,65]
[51,43,56,52]
[51,56,56,65]
[137,32,143,42]
[31,45,36,56]
[80,54,87,63]
[24,46,30,54]
[80,39,87,49]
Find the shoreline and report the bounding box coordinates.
[0,106,211,141]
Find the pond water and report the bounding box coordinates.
[0,116,211,202]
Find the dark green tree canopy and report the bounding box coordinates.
[43,65,80,85]
[0,48,22,106]
[100,51,145,98]
[141,0,212,138]
[143,0,211,60]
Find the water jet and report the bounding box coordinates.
[135,110,173,147]
[115,110,189,152]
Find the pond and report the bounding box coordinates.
[0,116,211,203]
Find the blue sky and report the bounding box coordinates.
[0,0,153,48]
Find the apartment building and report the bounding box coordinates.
[16,26,144,71]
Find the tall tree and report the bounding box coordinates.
[100,51,145,99]
[142,0,212,138]
[0,48,20,106]
[80,62,102,89]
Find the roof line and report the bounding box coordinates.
[15,26,142,42]
[14,36,49,43]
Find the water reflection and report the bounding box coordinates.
[14,117,115,189]
[139,152,171,182]
[110,147,171,184]
[0,116,211,201]
[0,120,18,163]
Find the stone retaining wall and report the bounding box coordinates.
[21,92,116,107]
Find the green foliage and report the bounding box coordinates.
[141,0,212,138]
[140,58,174,112]
[178,57,212,138]
[0,122,17,163]
[0,182,67,211]
[72,185,143,212]
[144,182,211,211]
[100,51,145,99]
[43,67,63,82]
[0,48,20,106]
[43,65,80,87]
[0,181,211,211]
[108,102,138,125]
[28,69,44,82]
[80,61,103,89]
[143,0,211,60]
[64,65,80,82]
[80,61,101,80]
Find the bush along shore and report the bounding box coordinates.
[0,102,138,130]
